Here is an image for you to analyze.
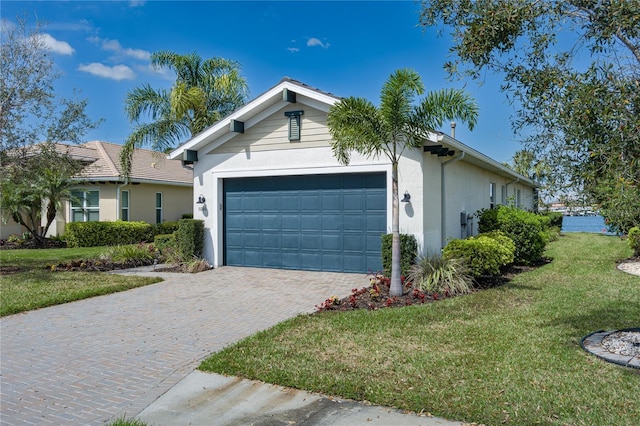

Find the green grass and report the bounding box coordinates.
[0,246,162,316]
[200,233,640,425]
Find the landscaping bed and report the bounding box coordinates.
[316,262,544,312]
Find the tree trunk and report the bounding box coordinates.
[389,161,403,297]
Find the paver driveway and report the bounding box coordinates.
[0,266,367,425]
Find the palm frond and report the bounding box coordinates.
[327,97,388,165]
[411,88,479,139]
[125,84,171,123]
[380,68,424,133]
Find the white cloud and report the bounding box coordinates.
[287,47,300,53]
[41,33,75,55]
[89,37,151,61]
[307,37,329,49]
[78,63,135,80]
[129,1,146,7]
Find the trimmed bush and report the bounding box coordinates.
[381,233,418,277]
[65,221,154,247]
[443,231,515,277]
[628,227,640,257]
[478,205,549,264]
[175,219,204,261]
[154,221,179,236]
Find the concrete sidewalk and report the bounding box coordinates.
[137,370,463,426]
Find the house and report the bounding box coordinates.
[0,141,193,239]
[169,78,537,273]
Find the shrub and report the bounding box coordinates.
[477,205,548,264]
[443,232,515,277]
[154,221,179,236]
[629,227,640,257]
[175,219,204,261]
[539,211,564,229]
[65,221,154,247]
[99,243,157,264]
[154,233,176,256]
[381,233,418,277]
[407,253,474,295]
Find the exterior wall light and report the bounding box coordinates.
[197,194,206,204]
[401,191,411,203]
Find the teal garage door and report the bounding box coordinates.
[224,173,386,273]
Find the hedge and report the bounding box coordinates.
[381,233,418,277]
[64,221,154,247]
[175,219,204,261]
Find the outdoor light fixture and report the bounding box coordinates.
[196,194,206,204]
[401,191,411,203]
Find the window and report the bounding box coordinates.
[121,190,129,221]
[501,185,506,205]
[155,192,162,224]
[489,182,496,209]
[517,189,522,208]
[71,190,99,222]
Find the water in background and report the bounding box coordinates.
[561,215,614,234]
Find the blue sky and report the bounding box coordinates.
[3,0,525,164]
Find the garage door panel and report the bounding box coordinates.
[262,214,281,230]
[224,173,386,272]
[322,192,342,210]
[281,252,300,269]
[366,213,386,230]
[322,234,341,250]
[301,234,320,249]
[301,215,321,230]
[322,254,342,271]
[366,191,386,210]
[301,194,321,210]
[322,214,342,230]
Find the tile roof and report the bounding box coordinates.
[69,141,192,186]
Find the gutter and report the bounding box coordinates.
[441,151,465,248]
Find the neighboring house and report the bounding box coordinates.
[169,78,537,273]
[0,141,193,239]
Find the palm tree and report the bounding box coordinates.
[121,51,249,174]
[327,69,478,296]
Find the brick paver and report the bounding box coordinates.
[0,267,367,425]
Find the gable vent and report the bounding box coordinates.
[285,110,304,141]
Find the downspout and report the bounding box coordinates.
[441,151,465,248]
[505,177,520,205]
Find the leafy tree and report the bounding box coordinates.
[327,69,478,296]
[1,17,100,243]
[121,51,249,174]
[420,0,640,232]
[504,149,554,205]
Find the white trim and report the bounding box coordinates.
[210,163,392,268]
[169,80,340,159]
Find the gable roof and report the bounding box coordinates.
[66,141,192,186]
[168,77,340,160]
[169,78,535,187]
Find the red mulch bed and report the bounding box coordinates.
[315,262,548,313]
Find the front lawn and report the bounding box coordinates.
[0,246,162,316]
[200,233,640,425]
